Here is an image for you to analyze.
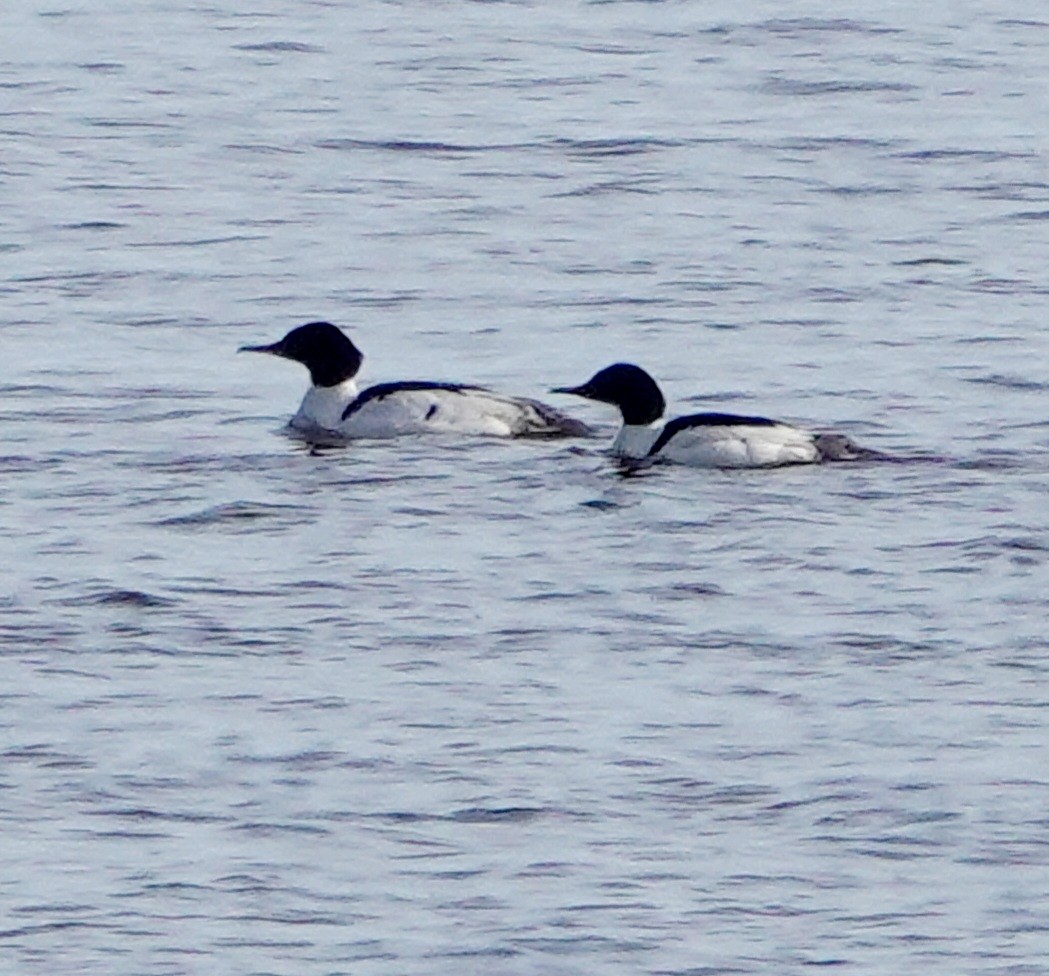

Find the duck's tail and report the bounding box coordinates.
[519,399,596,439]
[814,432,888,462]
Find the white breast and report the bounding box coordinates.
[290,381,359,433]
[611,425,661,459]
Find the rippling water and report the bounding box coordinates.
[3,3,1049,973]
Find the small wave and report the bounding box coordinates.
[61,221,126,230]
[579,498,627,511]
[572,44,655,56]
[768,136,896,152]
[449,806,547,824]
[921,534,1049,558]
[955,453,1033,472]
[832,634,953,659]
[225,143,305,157]
[317,137,500,155]
[665,581,729,598]
[963,373,1049,392]
[127,234,267,249]
[87,807,232,824]
[57,588,176,609]
[817,183,902,197]
[763,77,916,97]
[84,118,174,130]
[757,18,903,36]
[552,136,684,157]
[709,18,903,40]
[0,453,66,473]
[316,135,682,159]
[234,41,323,53]
[893,257,968,267]
[156,501,309,529]
[233,750,345,770]
[373,806,552,825]
[552,178,660,199]
[0,921,104,940]
[897,148,1034,162]
[232,822,332,836]
[77,62,124,73]
[967,277,1038,295]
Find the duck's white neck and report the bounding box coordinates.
[291,379,359,432]
[611,424,660,460]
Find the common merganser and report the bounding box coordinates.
[553,362,869,467]
[240,321,591,439]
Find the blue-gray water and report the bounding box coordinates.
[3,3,1049,974]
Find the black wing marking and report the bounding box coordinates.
[647,411,780,457]
[341,380,486,421]
[341,381,593,437]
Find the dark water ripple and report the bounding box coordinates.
[316,136,687,159]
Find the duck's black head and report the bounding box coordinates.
[552,362,666,426]
[239,321,363,387]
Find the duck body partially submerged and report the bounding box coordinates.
[553,362,871,468]
[240,322,591,440]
